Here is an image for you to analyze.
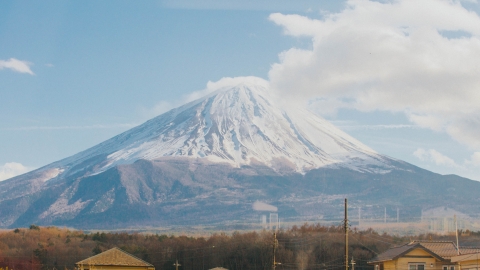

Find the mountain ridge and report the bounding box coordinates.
[18,82,395,183]
[1,80,479,229]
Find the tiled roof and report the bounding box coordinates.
[451,250,480,262]
[459,247,480,255]
[414,241,459,259]
[369,243,414,263]
[369,241,457,263]
[76,247,153,267]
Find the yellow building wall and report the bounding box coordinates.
[384,260,396,270]
[456,258,480,270]
[396,256,438,270]
[408,249,434,256]
[379,248,445,270]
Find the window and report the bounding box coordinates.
[409,263,426,270]
[443,265,455,270]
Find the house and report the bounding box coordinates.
[368,241,480,270]
[451,251,480,270]
[76,247,154,270]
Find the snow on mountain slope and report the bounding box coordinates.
[28,79,393,183]
[6,78,467,229]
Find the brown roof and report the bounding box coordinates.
[368,241,457,264]
[451,251,480,262]
[76,247,153,267]
[414,241,459,259]
[459,247,480,255]
[368,243,416,263]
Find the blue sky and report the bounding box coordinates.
[1,0,480,180]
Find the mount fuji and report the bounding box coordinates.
[1,78,480,229]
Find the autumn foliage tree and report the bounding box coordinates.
[0,224,479,270]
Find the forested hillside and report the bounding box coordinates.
[1,224,479,270]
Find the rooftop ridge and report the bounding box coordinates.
[76,247,153,267]
[409,240,456,245]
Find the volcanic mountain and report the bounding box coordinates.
[1,80,480,229]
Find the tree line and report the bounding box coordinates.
[0,224,479,270]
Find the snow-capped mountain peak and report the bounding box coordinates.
[6,78,475,230]
[39,80,390,179]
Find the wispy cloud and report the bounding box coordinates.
[185,76,270,102]
[2,123,138,131]
[0,162,35,181]
[337,124,417,131]
[143,100,177,118]
[413,148,461,168]
[413,148,480,180]
[144,76,270,118]
[466,152,480,167]
[0,58,35,75]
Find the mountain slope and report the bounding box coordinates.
[1,80,479,229]
[5,157,480,229]
[20,82,393,182]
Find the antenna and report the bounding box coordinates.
[173,259,181,270]
[455,215,459,255]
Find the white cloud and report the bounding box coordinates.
[252,201,278,212]
[413,148,461,168]
[268,0,480,150]
[0,58,35,75]
[0,162,33,181]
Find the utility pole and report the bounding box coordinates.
[173,259,181,270]
[397,207,399,223]
[272,232,278,270]
[351,257,356,270]
[345,198,349,270]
